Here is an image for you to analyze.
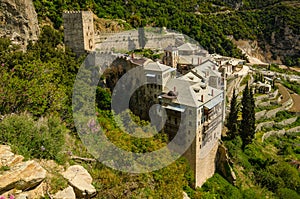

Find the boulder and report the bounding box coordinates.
[54,186,76,199]
[62,165,96,198]
[0,145,24,167]
[0,160,47,194]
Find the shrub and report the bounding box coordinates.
[0,112,66,162]
[277,188,300,199]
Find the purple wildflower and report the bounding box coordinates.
[1,63,4,67]
[0,196,5,199]
[87,119,96,128]
[9,195,14,199]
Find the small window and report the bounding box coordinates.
[175,118,178,125]
[189,110,192,115]
[189,121,192,126]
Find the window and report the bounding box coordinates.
[175,118,178,125]
[189,110,192,115]
[189,121,192,126]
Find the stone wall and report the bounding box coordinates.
[195,141,219,187]
[256,121,274,131]
[95,28,185,52]
[256,117,298,132]
[255,94,293,120]
[255,110,267,120]
[63,11,95,55]
[262,126,300,141]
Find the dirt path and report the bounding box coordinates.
[290,93,300,112]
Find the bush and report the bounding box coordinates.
[277,188,300,199]
[0,113,66,162]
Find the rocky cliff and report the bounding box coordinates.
[0,0,40,49]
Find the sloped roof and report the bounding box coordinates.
[144,61,171,72]
[193,59,221,77]
[164,45,178,52]
[178,42,198,51]
[163,75,223,108]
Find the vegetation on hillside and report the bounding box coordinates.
[1,0,299,197]
[33,0,300,65]
[0,30,194,197]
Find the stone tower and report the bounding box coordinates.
[163,46,179,68]
[63,11,95,55]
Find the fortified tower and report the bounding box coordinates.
[63,11,95,55]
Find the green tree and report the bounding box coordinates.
[240,83,256,149]
[226,89,239,139]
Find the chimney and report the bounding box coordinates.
[131,53,134,59]
[201,95,204,102]
[211,89,214,96]
[198,57,201,65]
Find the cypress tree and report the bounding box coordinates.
[240,83,256,149]
[226,89,239,139]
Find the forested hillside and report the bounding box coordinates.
[1,0,299,198]
[33,0,300,66]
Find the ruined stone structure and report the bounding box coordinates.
[63,11,95,55]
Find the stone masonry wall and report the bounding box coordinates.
[63,11,95,55]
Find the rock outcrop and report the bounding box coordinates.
[62,165,97,198]
[216,144,236,185]
[0,0,40,49]
[0,145,97,198]
[0,145,47,196]
[0,160,47,194]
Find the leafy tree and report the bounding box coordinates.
[96,87,112,110]
[226,89,239,139]
[240,83,255,149]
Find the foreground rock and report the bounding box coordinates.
[0,160,47,194]
[63,165,96,198]
[0,145,24,167]
[54,186,76,199]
